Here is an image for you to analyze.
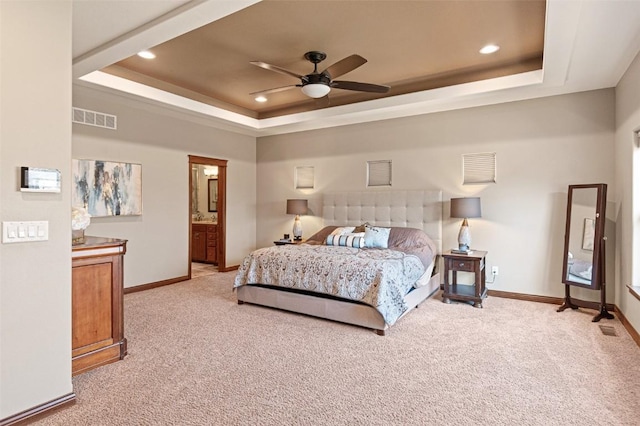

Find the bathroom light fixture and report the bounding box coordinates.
[137,50,156,59]
[479,44,500,54]
[203,167,218,177]
[301,83,331,98]
[286,199,308,241]
[450,197,482,252]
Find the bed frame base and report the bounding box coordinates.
[236,273,440,335]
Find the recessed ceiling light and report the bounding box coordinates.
[255,96,267,103]
[479,44,500,55]
[137,50,156,59]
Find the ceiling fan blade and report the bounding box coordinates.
[331,80,390,93]
[250,61,304,80]
[322,54,367,79]
[250,85,299,96]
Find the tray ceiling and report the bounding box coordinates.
[100,0,545,119]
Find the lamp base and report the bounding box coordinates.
[457,220,471,252]
[292,215,303,241]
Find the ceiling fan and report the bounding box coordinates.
[250,51,390,99]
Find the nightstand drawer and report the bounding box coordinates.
[450,259,475,272]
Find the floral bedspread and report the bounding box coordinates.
[233,244,426,325]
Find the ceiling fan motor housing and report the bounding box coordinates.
[304,73,331,86]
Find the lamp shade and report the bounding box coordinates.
[450,197,481,219]
[286,199,308,215]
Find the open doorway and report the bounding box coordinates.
[188,155,228,277]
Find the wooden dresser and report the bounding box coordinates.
[71,236,127,376]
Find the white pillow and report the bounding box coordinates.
[364,225,390,248]
[330,226,356,236]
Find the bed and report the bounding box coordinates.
[567,259,593,285]
[234,190,442,335]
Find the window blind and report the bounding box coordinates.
[367,160,392,187]
[295,166,314,189]
[463,152,496,185]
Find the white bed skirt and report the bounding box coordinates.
[236,272,441,335]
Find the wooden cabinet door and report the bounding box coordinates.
[192,225,207,261]
[71,237,127,376]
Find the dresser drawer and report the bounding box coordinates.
[207,225,217,234]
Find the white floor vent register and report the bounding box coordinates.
[72,107,117,130]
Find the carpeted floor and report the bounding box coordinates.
[35,271,640,425]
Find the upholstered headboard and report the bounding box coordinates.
[322,190,443,253]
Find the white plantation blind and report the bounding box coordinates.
[295,166,314,189]
[463,152,496,184]
[367,160,392,187]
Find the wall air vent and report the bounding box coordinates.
[72,107,117,130]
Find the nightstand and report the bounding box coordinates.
[273,239,304,246]
[442,250,488,308]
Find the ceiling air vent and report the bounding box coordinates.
[72,107,117,130]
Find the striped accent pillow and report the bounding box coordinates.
[325,234,366,248]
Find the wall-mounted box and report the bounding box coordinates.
[20,167,61,192]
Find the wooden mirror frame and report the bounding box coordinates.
[561,183,607,290]
[208,178,218,212]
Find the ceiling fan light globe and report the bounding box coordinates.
[302,83,330,98]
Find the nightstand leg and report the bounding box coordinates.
[473,267,483,308]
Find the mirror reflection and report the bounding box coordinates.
[208,178,218,212]
[191,165,218,222]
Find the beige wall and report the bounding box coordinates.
[0,1,73,419]
[257,89,616,300]
[615,49,640,333]
[73,85,257,287]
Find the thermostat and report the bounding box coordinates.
[20,167,61,193]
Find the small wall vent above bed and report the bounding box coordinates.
[72,107,117,130]
[463,152,496,185]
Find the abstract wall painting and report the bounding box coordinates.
[72,159,142,217]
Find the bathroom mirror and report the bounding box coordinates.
[191,166,199,214]
[208,178,218,212]
[561,184,607,290]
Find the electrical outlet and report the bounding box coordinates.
[492,266,499,276]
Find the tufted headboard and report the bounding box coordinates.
[322,190,443,254]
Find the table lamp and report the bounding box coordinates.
[450,197,481,252]
[286,199,308,241]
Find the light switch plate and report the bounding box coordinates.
[2,221,48,243]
